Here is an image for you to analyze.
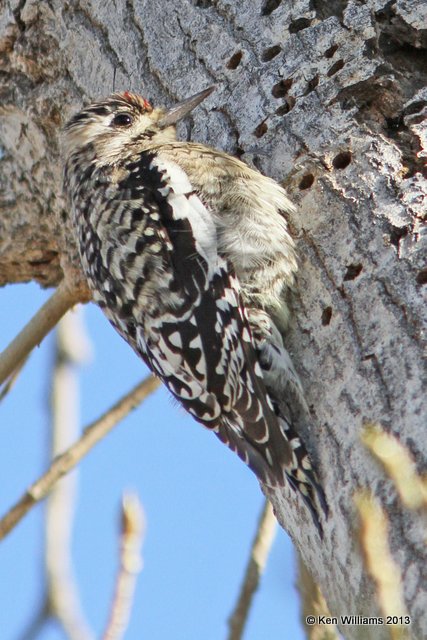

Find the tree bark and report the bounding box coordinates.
[1,1,425,638]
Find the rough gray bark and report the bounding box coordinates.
[0,1,425,638]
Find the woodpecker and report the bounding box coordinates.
[63,87,328,532]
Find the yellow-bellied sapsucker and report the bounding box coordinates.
[63,87,328,533]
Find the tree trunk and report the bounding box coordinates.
[1,1,425,638]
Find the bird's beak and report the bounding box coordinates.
[157,86,215,128]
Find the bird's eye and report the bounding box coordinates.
[111,113,133,127]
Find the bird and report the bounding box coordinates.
[62,86,328,533]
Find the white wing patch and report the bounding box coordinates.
[150,155,218,275]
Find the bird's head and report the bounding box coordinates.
[62,86,214,164]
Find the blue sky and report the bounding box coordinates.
[0,282,305,640]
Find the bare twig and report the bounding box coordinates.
[14,313,93,640]
[227,499,277,640]
[45,314,94,640]
[0,355,28,403]
[297,553,340,640]
[16,605,48,640]
[362,423,427,510]
[355,492,409,640]
[0,375,160,540]
[103,494,145,640]
[0,281,88,386]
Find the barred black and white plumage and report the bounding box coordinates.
[63,88,328,533]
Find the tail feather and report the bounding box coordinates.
[215,407,328,536]
[245,307,329,535]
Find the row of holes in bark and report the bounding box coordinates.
[248,148,352,191]
[246,60,344,131]
[321,265,362,326]
[321,267,426,327]
[227,42,340,69]
[320,266,363,326]
[270,57,343,95]
[317,231,425,289]
[297,151,353,190]
[250,146,352,190]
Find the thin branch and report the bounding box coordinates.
[0,281,89,386]
[103,493,145,640]
[297,553,340,640]
[227,499,277,640]
[16,604,48,640]
[0,355,28,402]
[355,492,408,640]
[0,375,160,540]
[45,314,94,640]
[362,423,427,510]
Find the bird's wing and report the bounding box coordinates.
[116,152,292,479]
